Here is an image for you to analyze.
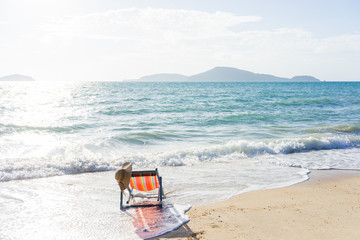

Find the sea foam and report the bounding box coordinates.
[1,133,359,182]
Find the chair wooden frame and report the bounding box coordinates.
[120,168,164,209]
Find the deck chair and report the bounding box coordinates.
[120,168,164,209]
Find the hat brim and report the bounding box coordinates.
[115,162,132,191]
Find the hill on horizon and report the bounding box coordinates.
[0,74,35,81]
[127,67,321,82]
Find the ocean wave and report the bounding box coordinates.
[0,157,115,182]
[1,133,359,182]
[181,134,360,159]
[0,123,97,134]
[305,125,360,134]
[111,131,180,145]
[276,98,337,106]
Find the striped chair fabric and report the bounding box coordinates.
[130,172,160,191]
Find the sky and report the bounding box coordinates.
[0,0,359,81]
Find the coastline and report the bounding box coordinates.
[156,170,360,240]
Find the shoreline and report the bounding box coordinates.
[155,170,360,240]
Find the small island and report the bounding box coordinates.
[126,66,321,82]
[0,74,35,82]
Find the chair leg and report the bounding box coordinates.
[126,187,132,204]
[159,176,163,202]
[120,191,123,209]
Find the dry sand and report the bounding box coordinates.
[155,170,360,240]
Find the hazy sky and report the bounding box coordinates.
[1,0,359,81]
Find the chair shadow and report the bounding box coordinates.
[149,223,197,239]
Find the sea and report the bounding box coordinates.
[1,81,359,239]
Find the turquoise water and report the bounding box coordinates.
[1,81,360,239]
[0,82,360,181]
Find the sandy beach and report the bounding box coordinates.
[156,170,360,240]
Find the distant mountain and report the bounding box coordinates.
[0,74,35,81]
[127,67,321,82]
[137,73,188,82]
[188,67,291,82]
[290,75,320,82]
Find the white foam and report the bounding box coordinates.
[263,148,360,170]
[1,133,359,182]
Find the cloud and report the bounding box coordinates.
[42,8,360,58]
[0,21,8,25]
[42,8,261,42]
[315,34,360,54]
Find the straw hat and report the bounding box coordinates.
[115,162,132,192]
